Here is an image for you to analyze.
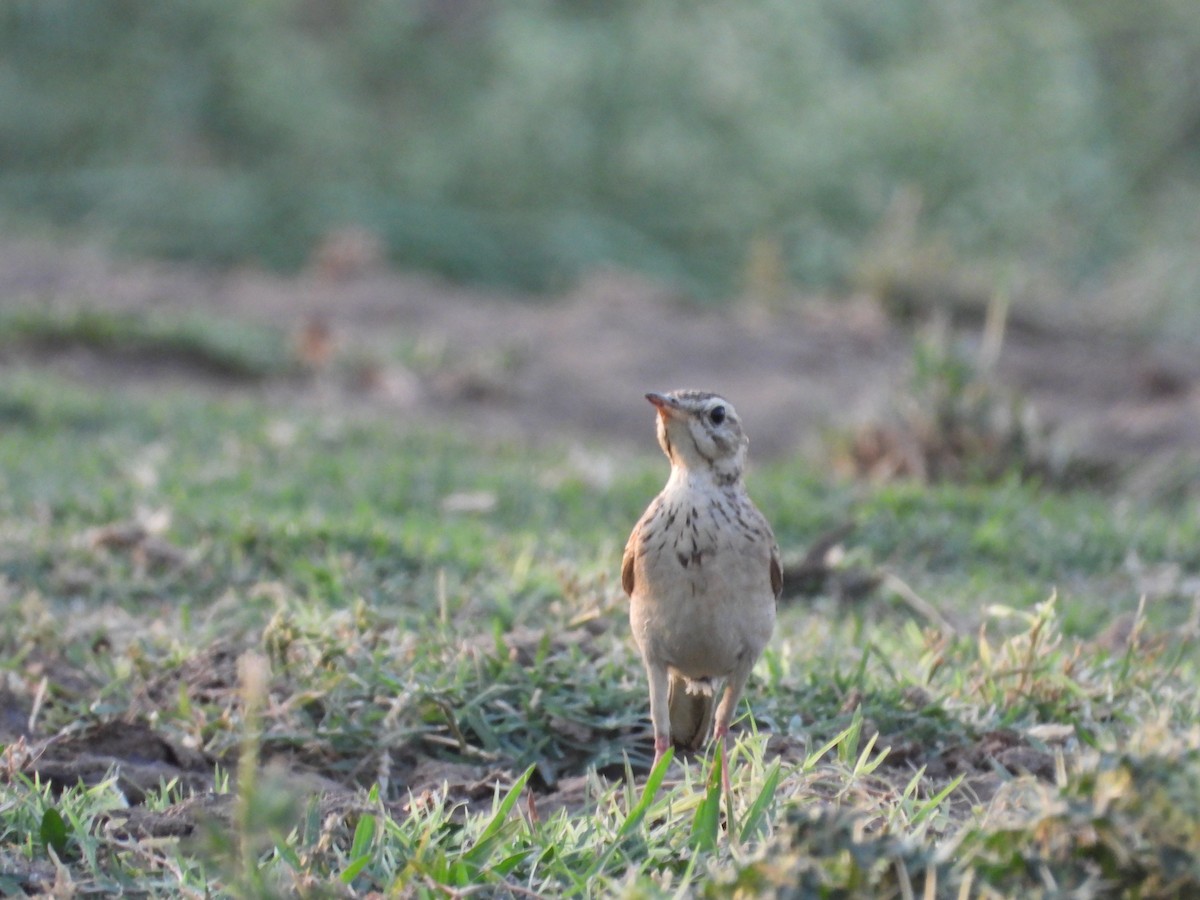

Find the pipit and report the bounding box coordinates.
[622,390,782,784]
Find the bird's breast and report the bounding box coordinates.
[636,491,769,578]
[629,488,776,676]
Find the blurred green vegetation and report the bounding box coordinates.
[1,0,1198,308]
[0,308,296,378]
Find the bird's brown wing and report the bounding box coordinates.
[752,500,784,601]
[621,524,639,596]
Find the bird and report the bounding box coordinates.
[621,390,782,785]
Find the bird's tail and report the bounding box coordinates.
[667,674,716,751]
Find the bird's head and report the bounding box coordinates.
[645,390,748,483]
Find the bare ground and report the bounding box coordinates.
[1,236,1198,469]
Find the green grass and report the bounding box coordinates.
[1,365,1198,895]
[0,308,296,379]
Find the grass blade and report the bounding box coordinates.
[350,813,377,860]
[690,750,722,852]
[617,748,673,840]
[911,774,964,829]
[739,758,782,843]
[462,765,535,868]
[40,808,69,857]
[339,813,378,884]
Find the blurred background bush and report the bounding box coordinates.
[1,0,1198,325]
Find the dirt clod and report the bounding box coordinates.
[28,720,213,804]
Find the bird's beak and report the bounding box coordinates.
[645,392,680,420]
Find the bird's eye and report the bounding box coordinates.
[709,405,726,425]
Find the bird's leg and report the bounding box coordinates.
[712,666,753,798]
[646,662,672,769]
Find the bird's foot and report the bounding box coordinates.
[652,735,671,771]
